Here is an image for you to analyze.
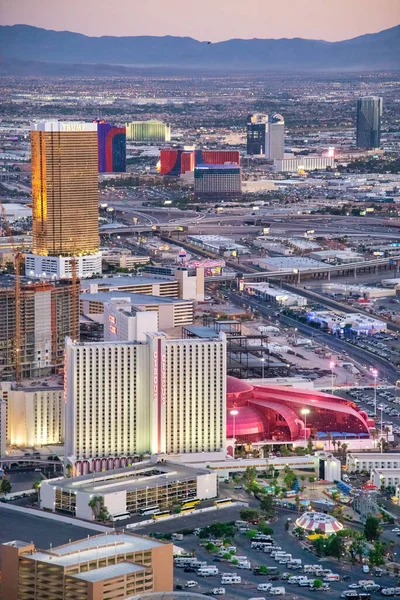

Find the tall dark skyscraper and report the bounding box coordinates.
[246,113,267,155]
[356,97,383,149]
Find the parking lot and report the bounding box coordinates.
[139,511,399,599]
[337,387,400,442]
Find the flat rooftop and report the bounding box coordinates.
[17,532,164,567]
[43,460,211,496]
[257,256,326,270]
[81,275,176,288]
[73,561,147,582]
[80,292,190,306]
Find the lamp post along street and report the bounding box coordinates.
[329,361,336,395]
[301,408,310,447]
[230,409,238,459]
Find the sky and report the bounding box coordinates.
[1,0,399,42]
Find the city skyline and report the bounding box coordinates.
[1,0,399,42]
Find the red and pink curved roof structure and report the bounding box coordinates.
[226,376,373,443]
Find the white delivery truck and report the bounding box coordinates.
[237,561,251,570]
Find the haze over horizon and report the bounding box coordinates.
[2,0,400,43]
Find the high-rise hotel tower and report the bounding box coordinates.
[26,121,102,279]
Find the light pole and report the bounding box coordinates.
[378,403,384,454]
[261,357,265,380]
[230,409,238,458]
[370,368,378,416]
[301,408,310,447]
[329,361,336,394]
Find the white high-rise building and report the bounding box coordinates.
[265,114,285,160]
[65,332,226,474]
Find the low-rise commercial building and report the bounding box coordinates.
[274,156,335,173]
[187,235,249,256]
[307,310,387,335]
[255,256,325,272]
[40,460,217,520]
[311,250,362,264]
[2,531,173,600]
[244,283,307,307]
[370,468,400,489]
[101,249,150,270]
[347,452,400,472]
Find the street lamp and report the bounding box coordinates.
[329,361,336,395]
[230,409,239,458]
[370,368,378,416]
[261,357,265,380]
[301,408,310,447]
[378,403,385,454]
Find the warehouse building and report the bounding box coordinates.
[347,452,400,472]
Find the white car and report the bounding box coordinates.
[349,584,360,589]
[392,528,400,533]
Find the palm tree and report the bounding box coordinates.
[33,480,41,503]
[341,443,349,458]
[384,426,390,443]
[332,439,337,452]
[370,429,378,449]
[327,432,333,452]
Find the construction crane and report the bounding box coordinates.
[0,200,24,383]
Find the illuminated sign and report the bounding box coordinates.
[109,315,116,324]
[110,325,117,334]
[239,279,245,291]
[60,123,85,132]
[153,351,158,403]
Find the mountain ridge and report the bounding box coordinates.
[1,24,399,71]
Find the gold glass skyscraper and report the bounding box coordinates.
[27,121,102,279]
[31,121,99,257]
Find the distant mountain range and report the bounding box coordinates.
[1,24,399,73]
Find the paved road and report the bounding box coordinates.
[0,508,99,561]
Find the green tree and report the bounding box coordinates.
[260,494,275,518]
[243,466,257,485]
[326,533,345,559]
[1,479,12,495]
[312,537,327,556]
[258,565,269,574]
[369,541,386,566]
[364,515,381,541]
[246,529,258,539]
[88,496,104,520]
[65,464,73,478]
[313,579,323,589]
[240,508,259,522]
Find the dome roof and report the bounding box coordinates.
[226,376,253,399]
[226,405,267,439]
[295,512,343,534]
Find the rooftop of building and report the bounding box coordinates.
[0,274,74,290]
[81,275,176,288]
[42,460,212,497]
[195,163,240,170]
[257,256,326,269]
[348,452,400,459]
[81,291,191,306]
[8,532,165,567]
[73,561,148,582]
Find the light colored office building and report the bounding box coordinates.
[81,292,194,330]
[126,120,171,142]
[27,121,101,279]
[187,235,249,257]
[1,531,173,600]
[40,459,217,520]
[274,156,335,173]
[265,114,285,160]
[0,382,64,448]
[347,452,400,472]
[65,332,226,474]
